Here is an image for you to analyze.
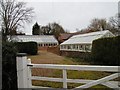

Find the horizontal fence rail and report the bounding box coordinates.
[16,54,120,89]
[28,64,119,89]
[27,64,119,72]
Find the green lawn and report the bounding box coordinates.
[28,51,114,89]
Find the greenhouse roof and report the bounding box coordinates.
[60,30,114,45]
[8,35,58,43]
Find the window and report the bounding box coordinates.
[77,45,79,49]
[64,45,66,49]
[40,44,42,46]
[41,44,43,47]
[49,44,52,46]
[51,44,53,46]
[90,45,92,50]
[75,45,78,50]
[49,44,51,46]
[73,45,75,49]
[80,45,85,51]
[62,45,64,49]
[85,45,91,52]
[44,44,46,46]
[68,45,71,49]
[43,44,45,47]
[79,45,83,50]
[46,44,48,46]
[61,46,62,49]
[66,45,68,49]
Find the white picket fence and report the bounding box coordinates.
[16,53,120,89]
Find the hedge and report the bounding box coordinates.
[16,42,38,55]
[92,36,120,66]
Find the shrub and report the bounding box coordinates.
[92,36,120,66]
[16,42,38,55]
[2,42,18,89]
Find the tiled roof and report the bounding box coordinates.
[59,33,73,40]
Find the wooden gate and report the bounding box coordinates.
[16,53,120,89]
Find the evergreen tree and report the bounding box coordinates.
[32,22,40,35]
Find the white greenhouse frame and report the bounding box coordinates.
[60,30,115,52]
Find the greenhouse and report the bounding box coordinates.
[8,35,58,47]
[60,30,114,52]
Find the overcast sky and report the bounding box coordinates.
[22,1,118,35]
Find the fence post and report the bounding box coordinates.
[27,58,32,88]
[16,53,28,88]
[63,69,67,88]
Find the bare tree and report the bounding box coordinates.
[108,13,120,35]
[109,13,119,30]
[39,22,65,39]
[0,0,34,40]
[88,18,109,31]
